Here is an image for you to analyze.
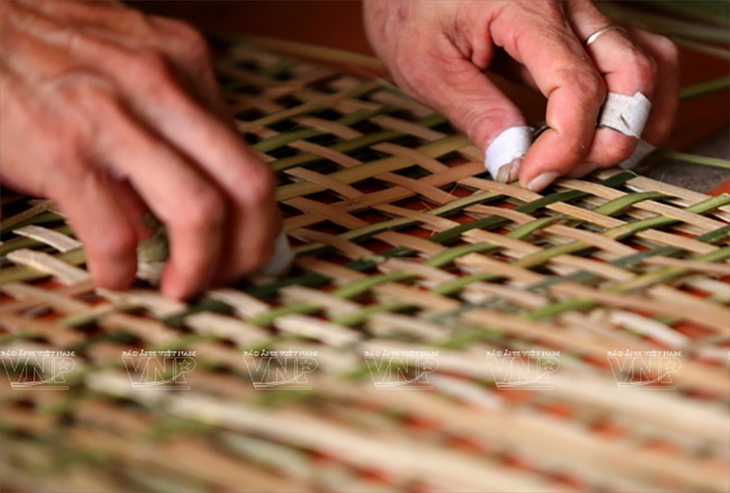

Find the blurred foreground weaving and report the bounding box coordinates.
[1,40,729,492]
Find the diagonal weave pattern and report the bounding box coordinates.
[1,41,729,493]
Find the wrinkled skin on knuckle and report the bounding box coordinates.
[626,47,658,91]
[566,66,606,107]
[126,48,172,84]
[238,164,277,211]
[49,73,126,151]
[159,18,211,66]
[650,33,679,68]
[391,37,457,106]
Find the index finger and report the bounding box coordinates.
[491,3,607,191]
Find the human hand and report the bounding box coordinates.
[1,0,282,299]
[363,0,678,190]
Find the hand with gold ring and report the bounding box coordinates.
[363,0,679,190]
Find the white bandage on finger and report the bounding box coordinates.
[598,92,652,139]
[259,231,294,277]
[485,126,534,181]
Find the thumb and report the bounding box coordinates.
[394,42,530,183]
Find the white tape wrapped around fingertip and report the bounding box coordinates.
[485,126,534,180]
[260,231,294,277]
[599,92,652,138]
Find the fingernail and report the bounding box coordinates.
[527,172,560,192]
[494,158,522,183]
[571,162,598,177]
[259,232,294,277]
[485,126,533,177]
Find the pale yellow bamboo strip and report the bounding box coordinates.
[166,394,563,492]
[184,312,270,348]
[280,285,361,316]
[0,314,86,347]
[548,254,636,281]
[292,115,365,139]
[370,114,447,141]
[371,282,461,312]
[316,376,725,491]
[339,161,483,212]
[296,257,365,285]
[633,229,719,254]
[97,289,186,318]
[455,254,545,284]
[284,167,364,199]
[377,258,456,285]
[681,276,730,302]
[641,256,730,274]
[374,204,461,232]
[1,281,90,313]
[550,282,728,334]
[291,229,373,259]
[238,80,381,134]
[273,314,363,347]
[370,143,451,173]
[376,173,462,205]
[459,281,550,309]
[97,312,180,345]
[68,427,304,493]
[207,288,272,318]
[13,225,81,253]
[367,312,451,341]
[286,140,363,168]
[359,339,728,441]
[0,279,94,315]
[276,134,471,201]
[6,249,90,285]
[541,224,639,256]
[284,197,370,229]
[374,231,446,256]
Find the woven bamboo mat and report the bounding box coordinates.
[1,41,729,493]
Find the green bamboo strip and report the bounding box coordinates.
[611,245,730,293]
[0,207,58,234]
[423,242,501,268]
[592,191,669,216]
[655,150,730,169]
[599,2,730,43]
[499,224,730,298]
[674,38,730,61]
[605,194,730,241]
[680,75,730,100]
[291,171,637,259]
[329,195,730,327]
[291,188,505,257]
[331,271,414,299]
[236,34,386,71]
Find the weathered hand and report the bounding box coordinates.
[1,0,281,299]
[363,0,678,190]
